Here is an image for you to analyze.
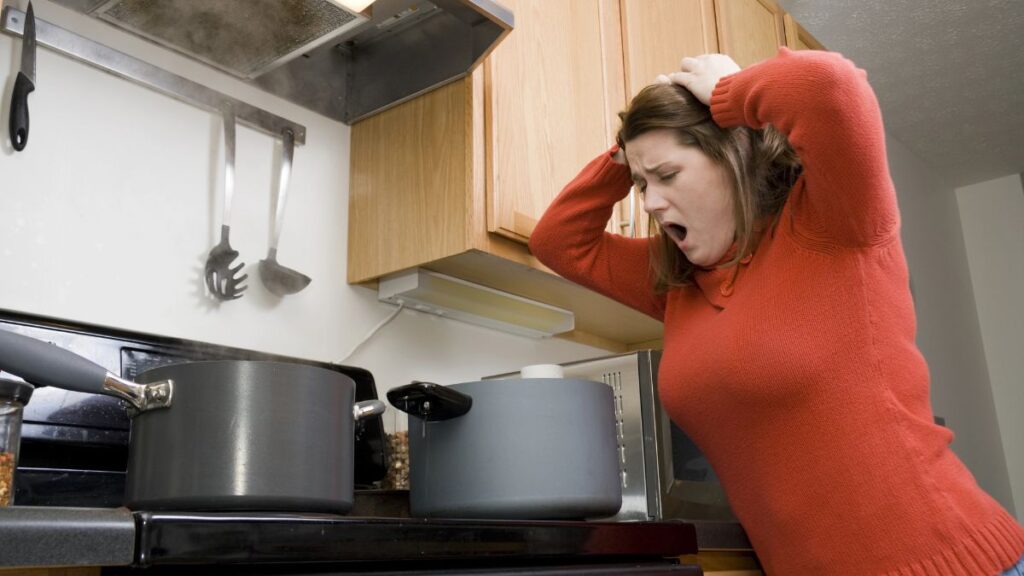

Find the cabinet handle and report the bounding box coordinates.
[616,186,638,237]
[617,186,637,237]
[622,184,630,236]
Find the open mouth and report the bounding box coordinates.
[663,223,688,244]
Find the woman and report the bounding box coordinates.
[529,48,1024,575]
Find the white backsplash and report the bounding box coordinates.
[0,1,606,432]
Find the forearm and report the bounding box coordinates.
[531,147,632,265]
[710,48,898,247]
[530,147,666,321]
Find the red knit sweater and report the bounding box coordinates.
[529,48,1024,575]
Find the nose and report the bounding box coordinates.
[642,185,669,214]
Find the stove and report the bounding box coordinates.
[0,309,699,573]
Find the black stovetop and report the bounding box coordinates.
[127,510,699,571]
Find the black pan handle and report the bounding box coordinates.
[9,71,34,152]
[0,329,173,412]
[387,381,472,421]
[0,329,107,393]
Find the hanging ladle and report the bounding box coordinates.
[259,129,311,296]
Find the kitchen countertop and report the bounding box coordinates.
[0,506,135,566]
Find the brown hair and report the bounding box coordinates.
[616,83,802,292]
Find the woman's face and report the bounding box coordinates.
[625,129,736,267]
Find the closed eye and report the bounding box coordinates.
[657,172,677,182]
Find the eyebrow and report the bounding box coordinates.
[630,161,672,181]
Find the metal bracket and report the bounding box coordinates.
[1,7,306,144]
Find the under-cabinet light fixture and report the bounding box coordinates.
[377,269,575,338]
[328,0,376,13]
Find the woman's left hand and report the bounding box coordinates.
[656,54,741,105]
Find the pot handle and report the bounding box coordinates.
[386,381,472,421]
[353,399,386,421]
[0,329,173,412]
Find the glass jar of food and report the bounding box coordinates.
[0,378,34,506]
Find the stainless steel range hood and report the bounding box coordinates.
[50,0,513,124]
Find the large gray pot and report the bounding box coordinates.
[0,329,384,512]
[388,378,622,520]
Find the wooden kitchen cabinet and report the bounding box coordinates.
[487,0,626,243]
[348,0,822,350]
[784,13,827,51]
[620,0,719,99]
[714,0,787,68]
[350,0,629,286]
[680,550,764,574]
[620,0,795,99]
[617,0,790,98]
[349,0,665,351]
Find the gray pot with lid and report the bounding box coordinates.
[388,364,622,520]
[0,329,384,512]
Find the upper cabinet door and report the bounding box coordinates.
[715,0,786,68]
[487,0,626,244]
[784,13,827,51]
[620,0,719,98]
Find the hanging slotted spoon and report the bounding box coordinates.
[259,129,311,296]
[204,107,247,301]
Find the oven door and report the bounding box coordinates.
[657,409,738,521]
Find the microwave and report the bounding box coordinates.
[489,350,738,523]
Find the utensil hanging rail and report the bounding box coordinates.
[1,7,306,144]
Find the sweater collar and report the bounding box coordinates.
[691,240,757,309]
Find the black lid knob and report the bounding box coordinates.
[387,381,472,422]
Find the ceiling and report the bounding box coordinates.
[776,0,1024,187]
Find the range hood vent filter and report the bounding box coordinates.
[50,0,513,123]
[94,0,366,78]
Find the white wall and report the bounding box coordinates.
[956,174,1024,522]
[887,135,1017,514]
[0,1,606,433]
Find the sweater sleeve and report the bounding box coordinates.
[529,147,667,321]
[710,48,899,247]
